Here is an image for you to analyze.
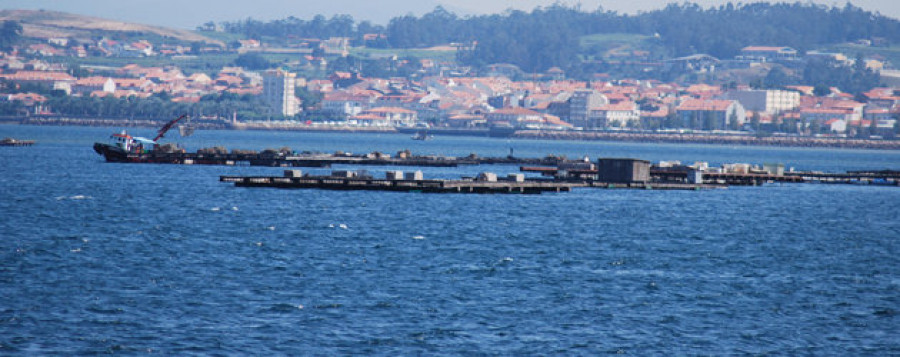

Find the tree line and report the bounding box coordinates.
[217,3,900,73]
[0,81,273,120]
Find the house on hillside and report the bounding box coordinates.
[724,89,800,114]
[737,46,799,62]
[485,63,523,79]
[486,107,572,130]
[568,89,609,128]
[350,107,417,127]
[321,91,380,117]
[445,113,487,128]
[5,92,47,107]
[73,77,116,95]
[322,37,350,56]
[113,78,155,92]
[676,99,746,130]
[665,54,719,73]
[0,70,76,87]
[591,102,641,128]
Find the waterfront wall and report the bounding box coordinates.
[512,130,900,150]
[5,116,899,150]
[17,116,226,129]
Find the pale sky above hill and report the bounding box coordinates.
[2,0,899,29]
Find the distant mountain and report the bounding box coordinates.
[0,9,222,46]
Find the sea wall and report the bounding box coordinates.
[513,130,900,150]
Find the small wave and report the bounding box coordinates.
[263,303,304,313]
[265,226,275,231]
[210,207,221,212]
[56,195,92,201]
[85,305,124,315]
[412,235,425,240]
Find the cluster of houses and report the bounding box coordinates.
[0,45,898,136]
[314,74,898,135]
[0,52,263,105]
[22,37,218,58]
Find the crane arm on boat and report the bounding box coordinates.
[153,114,187,142]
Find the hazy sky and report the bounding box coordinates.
[3,0,899,29]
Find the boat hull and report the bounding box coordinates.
[93,142,129,162]
[93,142,184,163]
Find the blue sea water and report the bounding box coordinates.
[1,125,898,355]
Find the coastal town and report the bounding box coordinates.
[4,4,900,356]
[1,10,900,146]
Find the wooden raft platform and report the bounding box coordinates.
[0,138,35,147]
[101,151,585,168]
[220,175,581,194]
[220,169,717,194]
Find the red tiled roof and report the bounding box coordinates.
[596,102,637,112]
[741,46,793,52]
[491,107,541,116]
[8,92,46,102]
[677,99,734,111]
[0,70,75,82]
[800,108,851,114]
[366,107,415,114]
[75,76,111,86]
[352,114,386,120]
[542,114,572,127]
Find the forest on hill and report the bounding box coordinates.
[220,2,900,72]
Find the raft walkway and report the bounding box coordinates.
[220,175,580,194]
[105,150,583,168]
[219,170,717,194]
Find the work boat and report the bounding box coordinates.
[411,130,432,141]
[93,115,187,162]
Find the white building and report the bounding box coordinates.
[591,102,641,128]
[568,89,609,128]
[262,70,299,117]
[725,89,799,114]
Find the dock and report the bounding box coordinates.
[221,173,582,194]
[220,168,716,194]
[99,148,590,168]
[784,170,900,185]
[522,166,897,186]
[1,138,35,147]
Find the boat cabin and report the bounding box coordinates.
[109,131,157,154]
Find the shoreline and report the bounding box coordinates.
[512,130,900,150]
[6,117,900,150]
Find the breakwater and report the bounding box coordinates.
[7,116,900,149]
[19,116,226,129]
[512,130,900,150]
